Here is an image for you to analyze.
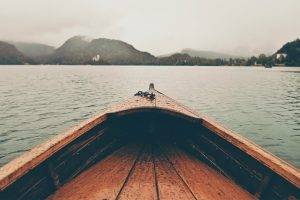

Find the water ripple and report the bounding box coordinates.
[0,66,299,168]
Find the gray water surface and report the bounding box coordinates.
[0,66,299,168]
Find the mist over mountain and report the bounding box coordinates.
[181,49,241,59]
[46,36,156,65]
[0,41,29,64]
[159,49,241,59]
[0,36,299,66]
[9,42,55,58]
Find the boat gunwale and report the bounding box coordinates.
[156,89,300,188]
[0,92,299,192]
[201,116,300,188]
[0,106,200,190]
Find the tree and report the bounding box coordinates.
[257,54,268,65]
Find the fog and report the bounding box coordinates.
[1,0,299,56]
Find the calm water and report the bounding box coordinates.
[0,66,299,168]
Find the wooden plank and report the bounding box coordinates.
[0,87,197,190]
[202,117,300,188]
[0,162,54,200]
[55,139,122,186]
[153,146,196,200]
[47,144,141,200]
[47,162,60,190]
[52,131,122,186]
[154,91,199,118]
[117,145,158,200]
[199,127,269,180]
[179,138,229,177]
[163,145,255,200]
[0,114,109,190]
[1,85,299,200]
[52,127,108,166]
[191,134,262,193]
[260,175,300,199]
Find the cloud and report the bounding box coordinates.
[0,0,299,56]
[0,0,124,45]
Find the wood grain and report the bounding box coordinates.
[163,144,255,200]
[48,144,141,200]
[153,146,197,200]
[0,86,299,200]
[117,145,158,200]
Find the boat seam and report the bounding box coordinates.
[159,144,199,200]
[114,144,145,200]
[152,145,160,200]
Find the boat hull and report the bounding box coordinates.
[0,90,299,200]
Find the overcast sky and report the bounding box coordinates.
[1,0,299,56]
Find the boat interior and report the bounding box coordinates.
[47,110,254,200]
[1,108,299,200]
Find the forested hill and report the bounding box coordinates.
[45,36,156,65]
[0,41,29,64]
[0,37,299,66]
[181,49,240,59]
[10,42,55,58]
[276,39,300,66]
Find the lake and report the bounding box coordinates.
[0,66,299,168]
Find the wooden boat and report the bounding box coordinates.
[0,84,299,200]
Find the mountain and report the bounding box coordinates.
[46,36,156,65]
[9,42,55,58]
[157,53,228,66]
[157,53,192,65]
[159,49,241,60]
[0,41,29,64]
[180,48,240,59]
[276,39,300,66]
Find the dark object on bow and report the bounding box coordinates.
[135,91,155,100]
[0,84,298,200]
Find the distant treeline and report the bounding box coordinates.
[155,53,273,66]
[0,37,299,66]
[156,39,300,66]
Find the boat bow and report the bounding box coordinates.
[0,84,299,200]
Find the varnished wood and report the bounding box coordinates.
[163,144,254,200]
[48,144,141,200]
[202,117,300,188]
[153,146,197,200]
[47,143,257,200]
[0,85,299,200]
[117,145,158,200]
